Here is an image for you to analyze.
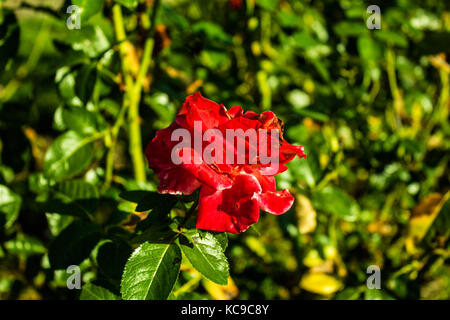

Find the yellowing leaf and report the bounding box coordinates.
[300,273,343,296]
[295,194,316,234]
[202,276,239,300]
[303,249,324,268]
[408,193,446,241]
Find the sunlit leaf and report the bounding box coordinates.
[0,184,21,229]
[80,283,120,300]
[121,242,181,300]
[300,273,343,296]
[44,131,97,181]
[180,231,229,285]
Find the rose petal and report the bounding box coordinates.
[257,189,294,215]
[280,143,306,164]
[146,122,181,171]
[176,92,229,131]
[157,167,202,195]
[227,105,243,118]
[196,174,262,233]
[146,123,203,195]
[175,147,233,191]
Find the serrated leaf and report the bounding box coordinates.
[0,184,22,229]
[49,220,102,269]
[213,232,228,252]
[44,131,96,181]
[180,231,229,285]
[121,242,181,300]
[80,283,120,300]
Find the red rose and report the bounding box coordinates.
[145,92,306,233]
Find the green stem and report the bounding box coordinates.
[112,2,160,184]
[112,4,134,92]
[128,37,154,183]
[103,102,128,190]
[386,48,403,129]
[0,19,49,103]
[426,69,449,134]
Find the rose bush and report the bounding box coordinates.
[1,0,448,301]
[146,92,306,233]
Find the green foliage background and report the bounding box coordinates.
[0,0,449,300]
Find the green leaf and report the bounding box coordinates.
[334,287,362,300]
[374,30,408,48]
[28,172,51,194]
[97,240,132,279]
[0,184,22,229]
[423,196,450,245]
[72,0,104,23]
[180,231,229,285]
[75,64,98,105]
[255,0,278,11]
[61,107,105,135]
[119,190,177,212]
[358,36,382,63]
[56,70,83,108]
[4,235,46,255]
[114,0,138,9]
[44,131,96,181]
[286,147,321,188]
[213,232,228,252]
[61,25,110,58]
[334,21,368,37]
[80,283,120,300]
[46,213,73,236]
[56,179,99,200]
[364,288,395,300]
[121,242,181,300]
[49,220,102,269]
[312,186,359,221]
[43,180,100,220]
[192,22,232,43]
